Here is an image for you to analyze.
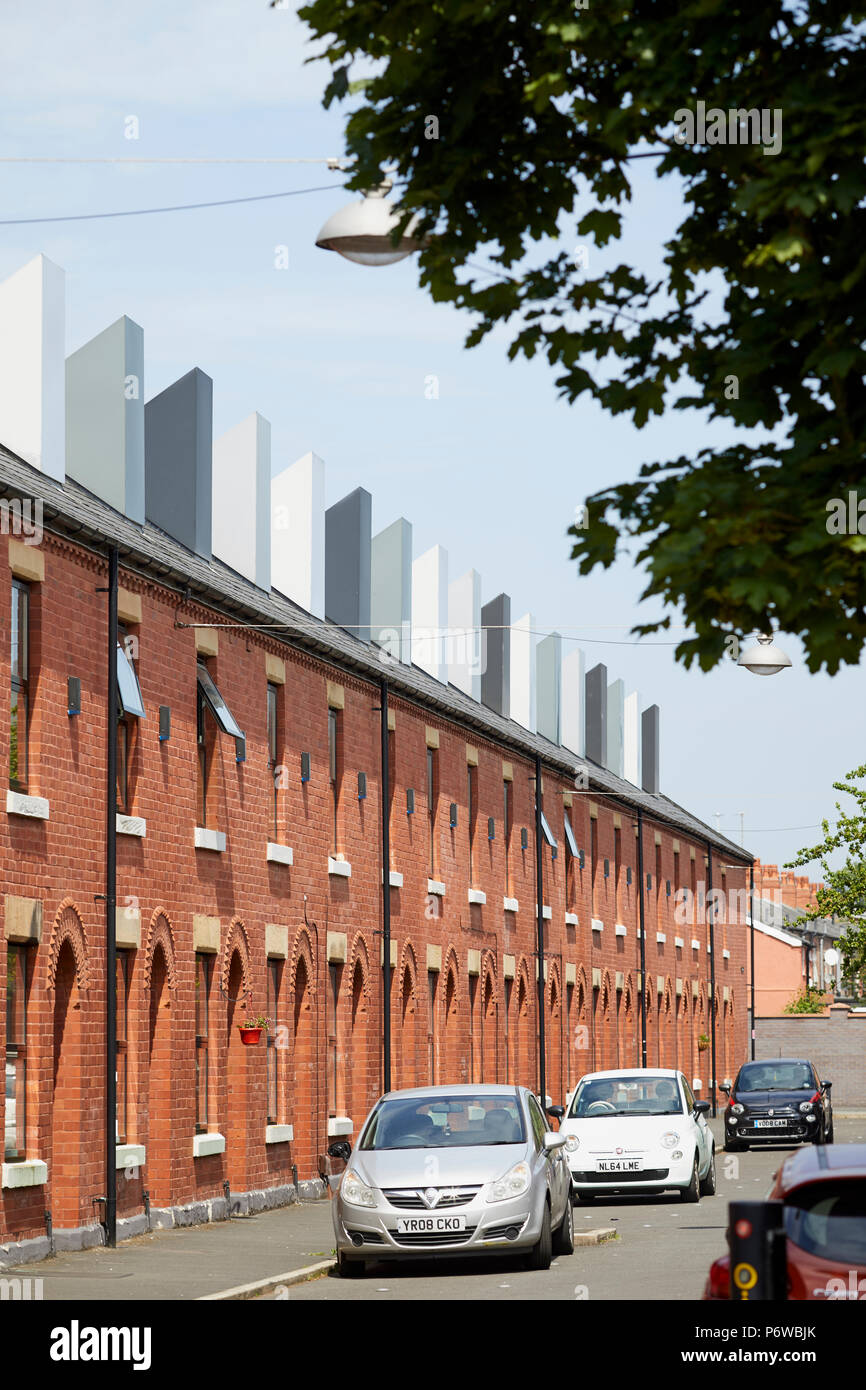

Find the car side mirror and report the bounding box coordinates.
[694,1100,711,1115]
[543,1131,567,1151]
[822,1081,832,1091]
[718,1084,730,1096]
[546,1105,565,1120]
[327,1140,351,1162]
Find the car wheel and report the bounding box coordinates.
[699,1146,716,1196]
[552,1194,574,1257]
[336,1250,366,1278]
[527,1203,553,1271]
[679,1153,701,1203]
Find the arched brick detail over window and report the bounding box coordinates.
[143,909,178,992]
[442,948,461,1084]
[480,952,498,1084]
[221,918,252,999]
[289,928,317,1004]
[547,961,563,1103]
[515,957,533,1090]
[397,943,419,1090]
[46,899,90,995]
[348,932,373,1007]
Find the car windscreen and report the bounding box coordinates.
[568,1076,684,1118]
[736,1062,816,1092]
[360,1095,526,1149]
[784,1180,866,1264]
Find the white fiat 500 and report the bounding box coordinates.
[560,1069,716,1203]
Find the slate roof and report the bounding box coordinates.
[0,445,753,864]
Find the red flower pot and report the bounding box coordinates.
[239,1026,263,1046]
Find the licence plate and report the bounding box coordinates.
[395,1215,467,1233]
[597,1160,641,1172]
[754,1119,787,1128]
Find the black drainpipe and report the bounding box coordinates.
[637,808,647,1068]
[380,679,392,1093]
[707,842,717,1117]
[534,754,546,1106]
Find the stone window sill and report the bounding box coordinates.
[194,827,226,853]
[193,1133,226,1158]
[117,814,146,837]
[614,924,627,937]
[565,912,578,926]
[116,1144,146,1170]
[327,1117,353,1138]
[591,918,604,932]
[265,1125,294,1145]
[1,1158,48,1188]
[383,870,403,888]
[427,879,445,896]
[328,857,351,878]
[6,790,49,820]
[267,842,294,866]
[504,897,519,913]
[468,888,486,905]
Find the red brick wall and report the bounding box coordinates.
[0,532,749,1243]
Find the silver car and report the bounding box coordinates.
[328,1084,574,1277]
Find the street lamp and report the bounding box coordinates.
[315,180,425,266]
[737,632,792,676]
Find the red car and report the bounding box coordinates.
[705,1143,866,1300]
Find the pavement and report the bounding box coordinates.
[4,1196,338,1301]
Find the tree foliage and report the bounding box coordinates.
[787,763,866,981]
[298,0,866,670]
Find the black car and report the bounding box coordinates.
[720,1058,833,1151]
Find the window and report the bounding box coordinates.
[5,945,27,1160]
[328,708,340,855]
[467,764,477,884]
[387,730,396,867]
[267,683,279,841]
[503,977,513,1081]
[503,779,513,895]
[195,954,211,1133]
[327,963,340,1116]
[116,950,129,1144]
[196,663,243,828]
[266,959,281,1124]
[116,633,145,718]
[10,580,29,791]
[116,717,129,813]
[614,827,621,897]
[539,810,557,851]
[427,746,437,874]
[565,813,578,909]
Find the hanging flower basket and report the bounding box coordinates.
[238,1015,269,1046]
[697,1033,710,1053]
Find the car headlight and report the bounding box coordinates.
[799,1101,814,1114]
[487,1161,532,1204]
[341,1169,377,1208]
[564,1134,580,1153]
[661,1132,680,1149]
[730,1104,744,1116]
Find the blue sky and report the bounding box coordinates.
[1,0,861,876]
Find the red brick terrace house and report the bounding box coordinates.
[0,258,752,1263]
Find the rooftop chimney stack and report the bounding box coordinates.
[325,486,372,642]
[212,412,271,589]
[510,612,536,733]
[585,662,608,764]
[0,254,66,482]
[271,451,325,617]
[371,517,412,663]
[641,704,660,795]
[145,367,213,559]
[412,544,449,682]
[536,631,562,744]
[480,593,510,718]
[66,315,145,523]
[448,568,482,700]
